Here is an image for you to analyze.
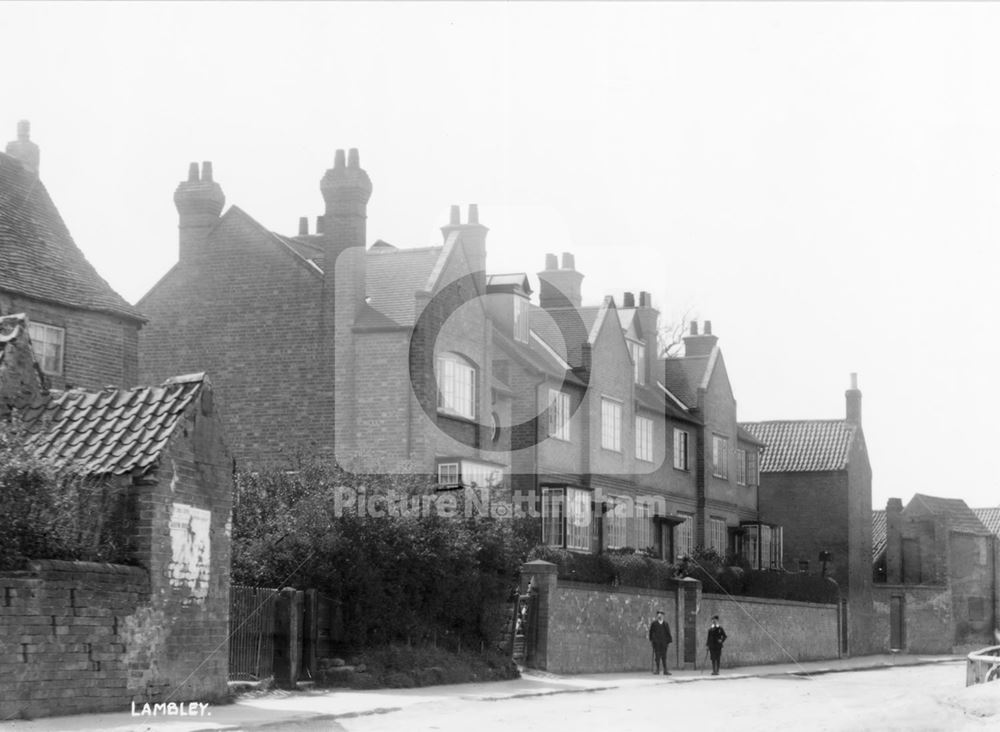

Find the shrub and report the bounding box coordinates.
[0,420,135,569]
[231,461,535,650]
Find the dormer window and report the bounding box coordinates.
[436,352,476,420]
[628,340,645,385]
[28,321,65,375]
[514,296,529,343]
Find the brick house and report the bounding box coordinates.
[662,321,768,565]
[0,122,145,390]
[871,494,997,653]
[139,152,504,481]
[0,313,232,717]
[740,375,874,654]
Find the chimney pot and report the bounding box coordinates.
[704,320,712,335]
[348,148,359,168]
[639,291,651,307]
[561,252,576,270]
[545,253,558,270]
[298,217,309,236]
[450,205,461,226]
[17,120,29,141]
[316,215,325,234]
[623,292,635,308]
[690,321,698,336]
[850,372,858,390]
[468,203,479,224]
[334,149,346,168]
[187,162,199,182]
[201,161,213,182]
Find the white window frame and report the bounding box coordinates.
[673,428,689,471]
[712,434,729,479]
[547,389,571,441]
[28,321,65,376]
[635,502,653,553]
[436,352,476,420]
[437,462,460,487]
[601,397,622,452]
[748,451,759,486]
[676,511,695,558]
[605,496,628,550]
[635,415,654,462]
[566,488,592,551]
[628,340,645,385]
[736,448,747,486]
[541,488,565,547]
[709,517,727,555]
[514,296,529,343]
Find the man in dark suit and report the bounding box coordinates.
[707,614,728,675]
[648,610,672,675]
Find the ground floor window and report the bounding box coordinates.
[741,523,783,570]
[541,487,592,551]
[675,511,695,558]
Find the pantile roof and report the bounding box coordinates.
[740,420,857,472]
[18,372,206,477]
[872,509,886,560]
[0,152,144,322]
[973,507,1000,538]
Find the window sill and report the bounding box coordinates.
[437,410,477,425]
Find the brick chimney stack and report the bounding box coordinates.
[885,497,903,584]
[6,120,40,177]
[320,148,372,458]
[174,161,225,263]
[537,252,584,309]
[682,320,718,357]
[440,203,488,292]
[846,372,862,426]
[634,291,659,384]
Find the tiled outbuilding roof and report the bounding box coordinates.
[18,373,206,477]
[907,494,993,536]
[872,509,886,560]
[0,152,144,323]
[739,420,857,472]
[973,507,1000,538]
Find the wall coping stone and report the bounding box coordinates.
[702,592,837,610]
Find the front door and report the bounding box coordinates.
[890,595,904,650]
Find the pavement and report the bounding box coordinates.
[1,653,966,732]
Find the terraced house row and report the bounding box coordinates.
[1,123,876,654]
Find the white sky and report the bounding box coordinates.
[4,2,999,510]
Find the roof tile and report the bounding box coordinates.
[739,420,857,472]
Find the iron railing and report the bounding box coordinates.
[229,585,279,681]
[966,645,1000,686]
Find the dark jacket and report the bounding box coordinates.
[649,619,672,647]
[707,625,727,649]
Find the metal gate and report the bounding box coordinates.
[229,585,280,681]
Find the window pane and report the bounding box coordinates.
[566,488,592,551]
[601,398,621,451]
[541,488,565,547]
[636,416,653,462]
[673,429,688,470]
[28,322,65,375]
[676,511,694,558]
[437,354,476,419]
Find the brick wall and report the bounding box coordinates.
[131,385,233,703]
[0,292,140,390]
[522,561,841,674]
[872,585,953,654]
[699,593,840,666]
[0,560,152,720]
[138,211,327,469]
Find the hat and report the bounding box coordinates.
[656,610,664,616]
[711,615,719,620]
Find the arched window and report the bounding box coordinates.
[436,352,476,420]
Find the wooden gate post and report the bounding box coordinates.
[274,588,304,688]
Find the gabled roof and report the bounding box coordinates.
[739,420,857,472]
[367,245,442,326]
[18,372,207,477]
[0,153,144,323]
[872,509,886,560]
[907,494,993,536]
[973,507,1000,538]
[662,355,711,409]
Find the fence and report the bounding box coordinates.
[966,645,1000,686]
[229,585,279,681]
